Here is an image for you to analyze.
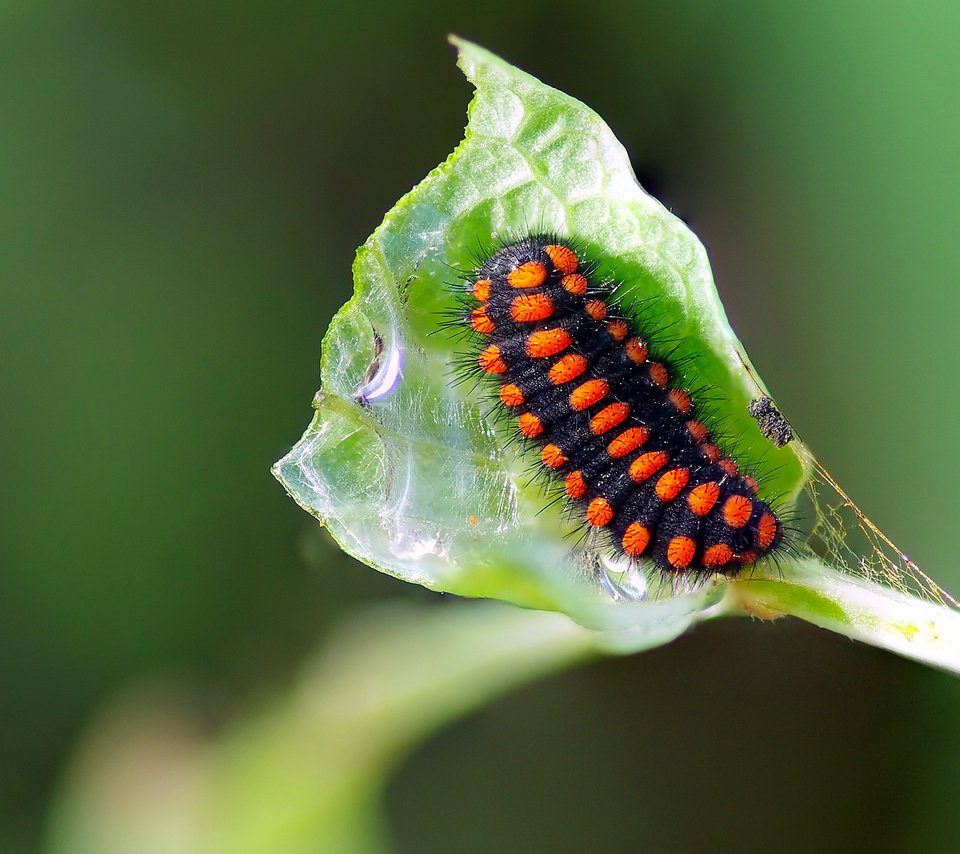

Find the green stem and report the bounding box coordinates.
[723,558,960,675]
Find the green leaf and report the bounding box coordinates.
[274,38,804,648]
[274,39,960,672]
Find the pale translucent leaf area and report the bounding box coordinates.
[45,603,597,854]
[274,39,805,648]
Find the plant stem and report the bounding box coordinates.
[721,558,960,675]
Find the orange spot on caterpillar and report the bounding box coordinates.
[686,420,708,443]
[517,412,543,439]
[586,497,614,527]
[569,378,609,411]
[743,475,759,494]
[470,306,494,334]
[564,470,586,499]
[561,273,588,295]
[472,279,491,301]
[541,443,567,468]
[648,362,668,389]
[723,495,753,529]
[757,512,778,549]
[510,293,554,323]
[718,458,738,478]
[478,344,506,374]
[518,412,544,438]
[607,426,650,458]
[624,337,648,364]
[508,261,547,288]
[629,450,669,482]
[526,327,573,358]
[548,353,588,385]
[702,543,734,567]
[700,442,720,463]
[667,536,696,569]
[621,523,651,556]
[589,402,630,435]
[545,244,578,274]
[737,550,758,565]
[499,384,524,407]
[606,320,628,341]
[584,299,607,321]
[655,468,690,502]
[687,482,721,516]
[668,389,691,414]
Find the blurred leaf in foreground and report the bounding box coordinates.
[45,603,595,854]
[275,39,960,672]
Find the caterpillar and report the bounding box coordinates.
[462,235,783,579]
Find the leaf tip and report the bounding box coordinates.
[447,35,499,81]
[446,33,476,52]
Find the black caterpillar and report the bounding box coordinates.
[462,236,783,578]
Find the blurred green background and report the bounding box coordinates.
[4,1,960,851]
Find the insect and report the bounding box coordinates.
[461,235,783,579]
[748,394,794,448]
